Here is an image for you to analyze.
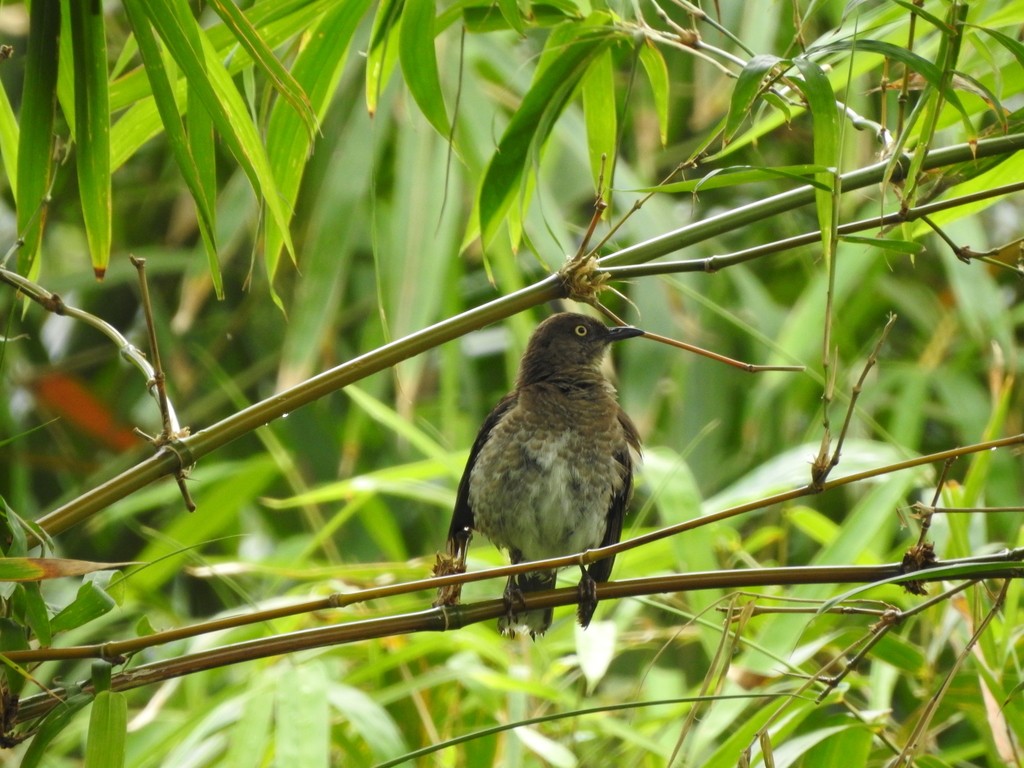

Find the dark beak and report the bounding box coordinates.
[606,325,645,342]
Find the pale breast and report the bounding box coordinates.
[468,384,629,562]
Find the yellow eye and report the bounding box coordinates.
[574,324,588,337]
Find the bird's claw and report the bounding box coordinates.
[576,570,599,628]
[499,580,528,637]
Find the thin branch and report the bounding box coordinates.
[599,133,1024,270]
[602,178,1024,280]
[129,256,194,512]
[0,265,187,456]
[11,550,1024,726]
[892,580,1009,767]
[812,313,896,487]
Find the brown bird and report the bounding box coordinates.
[436,312,643,637]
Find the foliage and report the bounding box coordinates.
[0,0,1023,765]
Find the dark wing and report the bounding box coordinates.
[587,408,642,584]
[444,391,518,564]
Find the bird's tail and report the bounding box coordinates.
[500,571,556,638]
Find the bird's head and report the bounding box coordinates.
[516,312,644,385]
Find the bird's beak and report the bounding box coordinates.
[607,325,645,342]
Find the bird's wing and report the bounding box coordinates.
[588,409,642,583]
[444,391,518,565]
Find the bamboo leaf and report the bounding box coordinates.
[187,85,222,297]
[619,164,833,194]
[724,54,782,144]
[399,0,452,141]
[793,57,839,265]
[971,25,1024,72]
[16,0,60,277]
[582,47,616,191]
[121,3,221,297]
[20,694,93,768]
[0,79,18,197]
[206,0,317,138]
[50,581,117,634]
[69,0,112,278]
[496,0,527,34]
[638,40,669,145]
[479,17,616,246]
[126,0,296,275]
[808,38,970,123]
[0,557,136,582]
[264,0,372,283]
[84,691,127,768]
[366,0,403,118]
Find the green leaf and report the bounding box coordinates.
[0,79,19,197]
[121,3,221,297]
[637,40,668,145]
[807,38,970,124]
[16,0,60,277]
[20,693,93,768]
[276,662,328,767]
[479,16,616,245]
[399,0,452,141]
[971,24,1024,72]
[366,0,402,118]
[84,690,127,768]
[206,0,316,137]
[839,235,924,254]
[186,81,222,297]
[20,583,51,647]
[496,0,527,35]
[69,0,112,278]
[724,54,782,144]
[344,385,448,463]
[793,56,838,265]
[125,0,296,275]
[50,580,117,634]
[581,47,616,192]
[264,0,372,284]
[620,164,833,194]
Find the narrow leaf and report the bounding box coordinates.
[264,0,372,283]
[50,581,117,634]
[621,164,833,194]
[69,0,112,278]
[638,40,669,145]
[187,84,222,297]
[479,18,616,245]
[0,557,137,582]
[582,47,616,191]
[16,0,60,277]
[206,0,316,137]
[793,57,838,265]
[84,691,127,768]
[496,0,527,34]
[129,0,296,270]
[839,235,925,254]
[366,0,402,118]
[808,38,970,123]
[121,4,221,296]
[399,0,452,141]
[0,79,19,196]
[20,694,93,768]
[724,54,783,143]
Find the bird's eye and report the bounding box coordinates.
[574,325,588,337]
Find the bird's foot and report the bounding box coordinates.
[499,579,527,637]
[576,568,599,629]
[431,551,466,607]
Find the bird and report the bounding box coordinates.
[435,312,643,637]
